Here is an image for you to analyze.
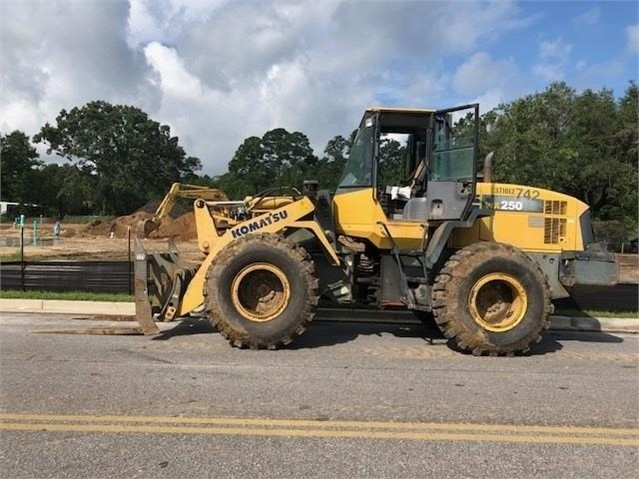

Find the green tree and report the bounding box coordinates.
[377,138,407,185]
[481,82,638,227]
[220,128,317,198]
[220,136,268,198]
[30,164,95,217]
[33,101,202,215]
[0,130,42,203]
[262,128,317,189]
[314,131,357,191]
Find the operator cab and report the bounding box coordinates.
[336,104,480,223]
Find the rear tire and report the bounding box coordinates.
[205,234,319,349]
[432,242,552,355]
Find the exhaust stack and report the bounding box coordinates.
[483,151,494,183]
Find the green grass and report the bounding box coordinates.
[553,308,638,319]
[0,250,23,261]
[0,290,133,302]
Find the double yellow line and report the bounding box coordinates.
[1,413,637,446]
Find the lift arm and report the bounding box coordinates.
[138,183,229,238]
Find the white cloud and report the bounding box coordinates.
[572,7,601,27]
[626,24,639,54]
[1,1,158,137]
[574,59,625,88]
[126,0,227,49]
[470,89,506,114]
[0,0,565,176]
[453,52,516,97]
[533,38,573,82]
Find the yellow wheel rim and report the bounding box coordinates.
[231,263,290,322]
[468,273,528,332]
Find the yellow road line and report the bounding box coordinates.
[0,412,636,437]
[1,422,637,446]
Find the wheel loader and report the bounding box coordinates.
[134,104,618,355]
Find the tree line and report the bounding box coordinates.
[1,82,637,234]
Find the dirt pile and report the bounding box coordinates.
[154,211,197,240]
[84,205,197,240]
[84,211,152,238]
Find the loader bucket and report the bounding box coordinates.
[136,218,160,239]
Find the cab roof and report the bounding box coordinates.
[366,106,436,114]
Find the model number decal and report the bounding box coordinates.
[500,200,523,211]
[482,196,544,213]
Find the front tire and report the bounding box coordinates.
[432,242,552,355]
[205,234,319,349]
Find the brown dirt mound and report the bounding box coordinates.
[83,209,197,240]
[84,211,153,238]
[154,211,197,240]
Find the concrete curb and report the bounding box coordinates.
[1,299,637,333]
[0,299,135,316]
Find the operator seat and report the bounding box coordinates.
[405,143,427,196]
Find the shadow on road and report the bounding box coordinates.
[530,330,624,355]
[290,320,442,350]
[151,314,626,356]
[152,316,214,340]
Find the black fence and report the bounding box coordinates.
[1,261,132,293]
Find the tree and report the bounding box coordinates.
[313,131,357,191]
[219,128,318,198]
[0,130,41,202]
[481,82,638,228]
[33,101,202,215]
[30,164,95,217]
[377,138,406,185]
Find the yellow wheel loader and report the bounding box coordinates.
[135,104,618,355]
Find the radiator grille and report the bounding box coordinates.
[544,217,567,244]
[544,200,567,215]
[543,200,568,244]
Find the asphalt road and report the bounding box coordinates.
[0,313,637,479]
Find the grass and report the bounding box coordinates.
[0,290,133,302]
[0,250,23,261]
[553,308,638,319]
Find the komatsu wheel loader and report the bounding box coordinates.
[134,104,618,355]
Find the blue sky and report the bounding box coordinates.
[1,0,637,174]
[496,2,636,94]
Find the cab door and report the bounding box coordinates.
[425,103,479,221]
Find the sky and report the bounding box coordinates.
[1,0,637,176]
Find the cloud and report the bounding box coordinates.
[126,0,227,49]
[453,52,517,97]
[130,0,531,171]
[626,24,639,54]
[573,59,626,88]
[0,0,539,175]
[1,0,158,136]
[572,7,601,27]
[533,38,573,82]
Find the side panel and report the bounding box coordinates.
[333,187,427,250]
[451,183,589,253]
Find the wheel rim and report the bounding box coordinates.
[468,273,528,332]
[231,263,290,322]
